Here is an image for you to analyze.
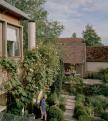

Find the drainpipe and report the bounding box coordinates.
[28,21,36,50]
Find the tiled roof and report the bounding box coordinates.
[60,38,86,64]
[59,38,83,44]
[87,46,108,62]
[63,44,86,64]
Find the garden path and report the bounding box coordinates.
[64,95,77,121]
[83,79,102,85]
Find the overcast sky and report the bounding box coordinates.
[45,0,108,45]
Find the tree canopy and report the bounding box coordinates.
[5,0,63,48]
[72,32,77,38]
[82,24,102,46]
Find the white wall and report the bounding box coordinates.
[87,62,108,72]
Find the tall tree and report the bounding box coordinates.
[5,0,63,48]
[72,32,77,38]
[82,24,102,46]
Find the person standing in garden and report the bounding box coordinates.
[40,96,47,121]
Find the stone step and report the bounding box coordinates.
[62,95,75,100]
[66,104,75,110]
[66,99,76,104]
[66,96,75,100]
[64,95,77,121]
[64,112,73,117]
[65,118,77,121]
[65,109,73,114]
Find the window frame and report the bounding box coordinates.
[0,19,23,59]
[7,24,21,57]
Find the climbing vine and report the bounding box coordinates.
[0,42,60,115]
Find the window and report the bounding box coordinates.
[7,25,20,57]
[0,22,2,56]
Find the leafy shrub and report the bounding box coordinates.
[0,112,36,121]
[48,106,64,121]
[100,112,108,120]
[74,105,88,119]
[33,104,41,119]
[76,94,85,103]
[47,93,59,106]
[83,85,108,96]
[74,95,94,119]
[49,118,57,121]
[79,115,94,121]
[59,96,66,111]
[59,103,65,112]
[83,85,101,96]
[63,76,83,95]
[89,96,108,114]
[100,119,106,121]
[100,85,108,96]
[99,68,108,83]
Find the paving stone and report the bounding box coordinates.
[64,95,77,121]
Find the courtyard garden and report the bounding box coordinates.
[0,0,108,121]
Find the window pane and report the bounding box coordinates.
[7,25,20,57]
[7,26,17,42]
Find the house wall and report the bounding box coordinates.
[87,62,108,72]
[0,22,2,56]
[0,12,22,110]
[0,12,20,25]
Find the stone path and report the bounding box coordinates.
[64,95,77,121]
[83,79,102,85]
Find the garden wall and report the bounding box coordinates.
[87,62,108,72]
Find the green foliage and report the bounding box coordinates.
[83,85,101,96]
[3,0,64,116]
[82,24,102,46]
[76,95,85,104]
[72,32,77,38]
[47,92,66,112]
[100,119,106,121]
[89,96,108,113]
[74,105,88,119]
[0,112,36,121]
[0,41,61,115]
[48,106,64,121]
[63,76,83,94]
[99,68,108,83]
[100,85,108,96]
[49,118,57,121]
[47,93,59,106]
[74,95,94,120]
[0,59,25,114]
[5,0,63,50]
[59,96,66,111]
[50,60,64,94]
[100,112,108,120]
[79,115,94,121]
[83,85,108,96]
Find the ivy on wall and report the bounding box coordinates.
[0,41,61,115]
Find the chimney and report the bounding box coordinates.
[28,21,36,50]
